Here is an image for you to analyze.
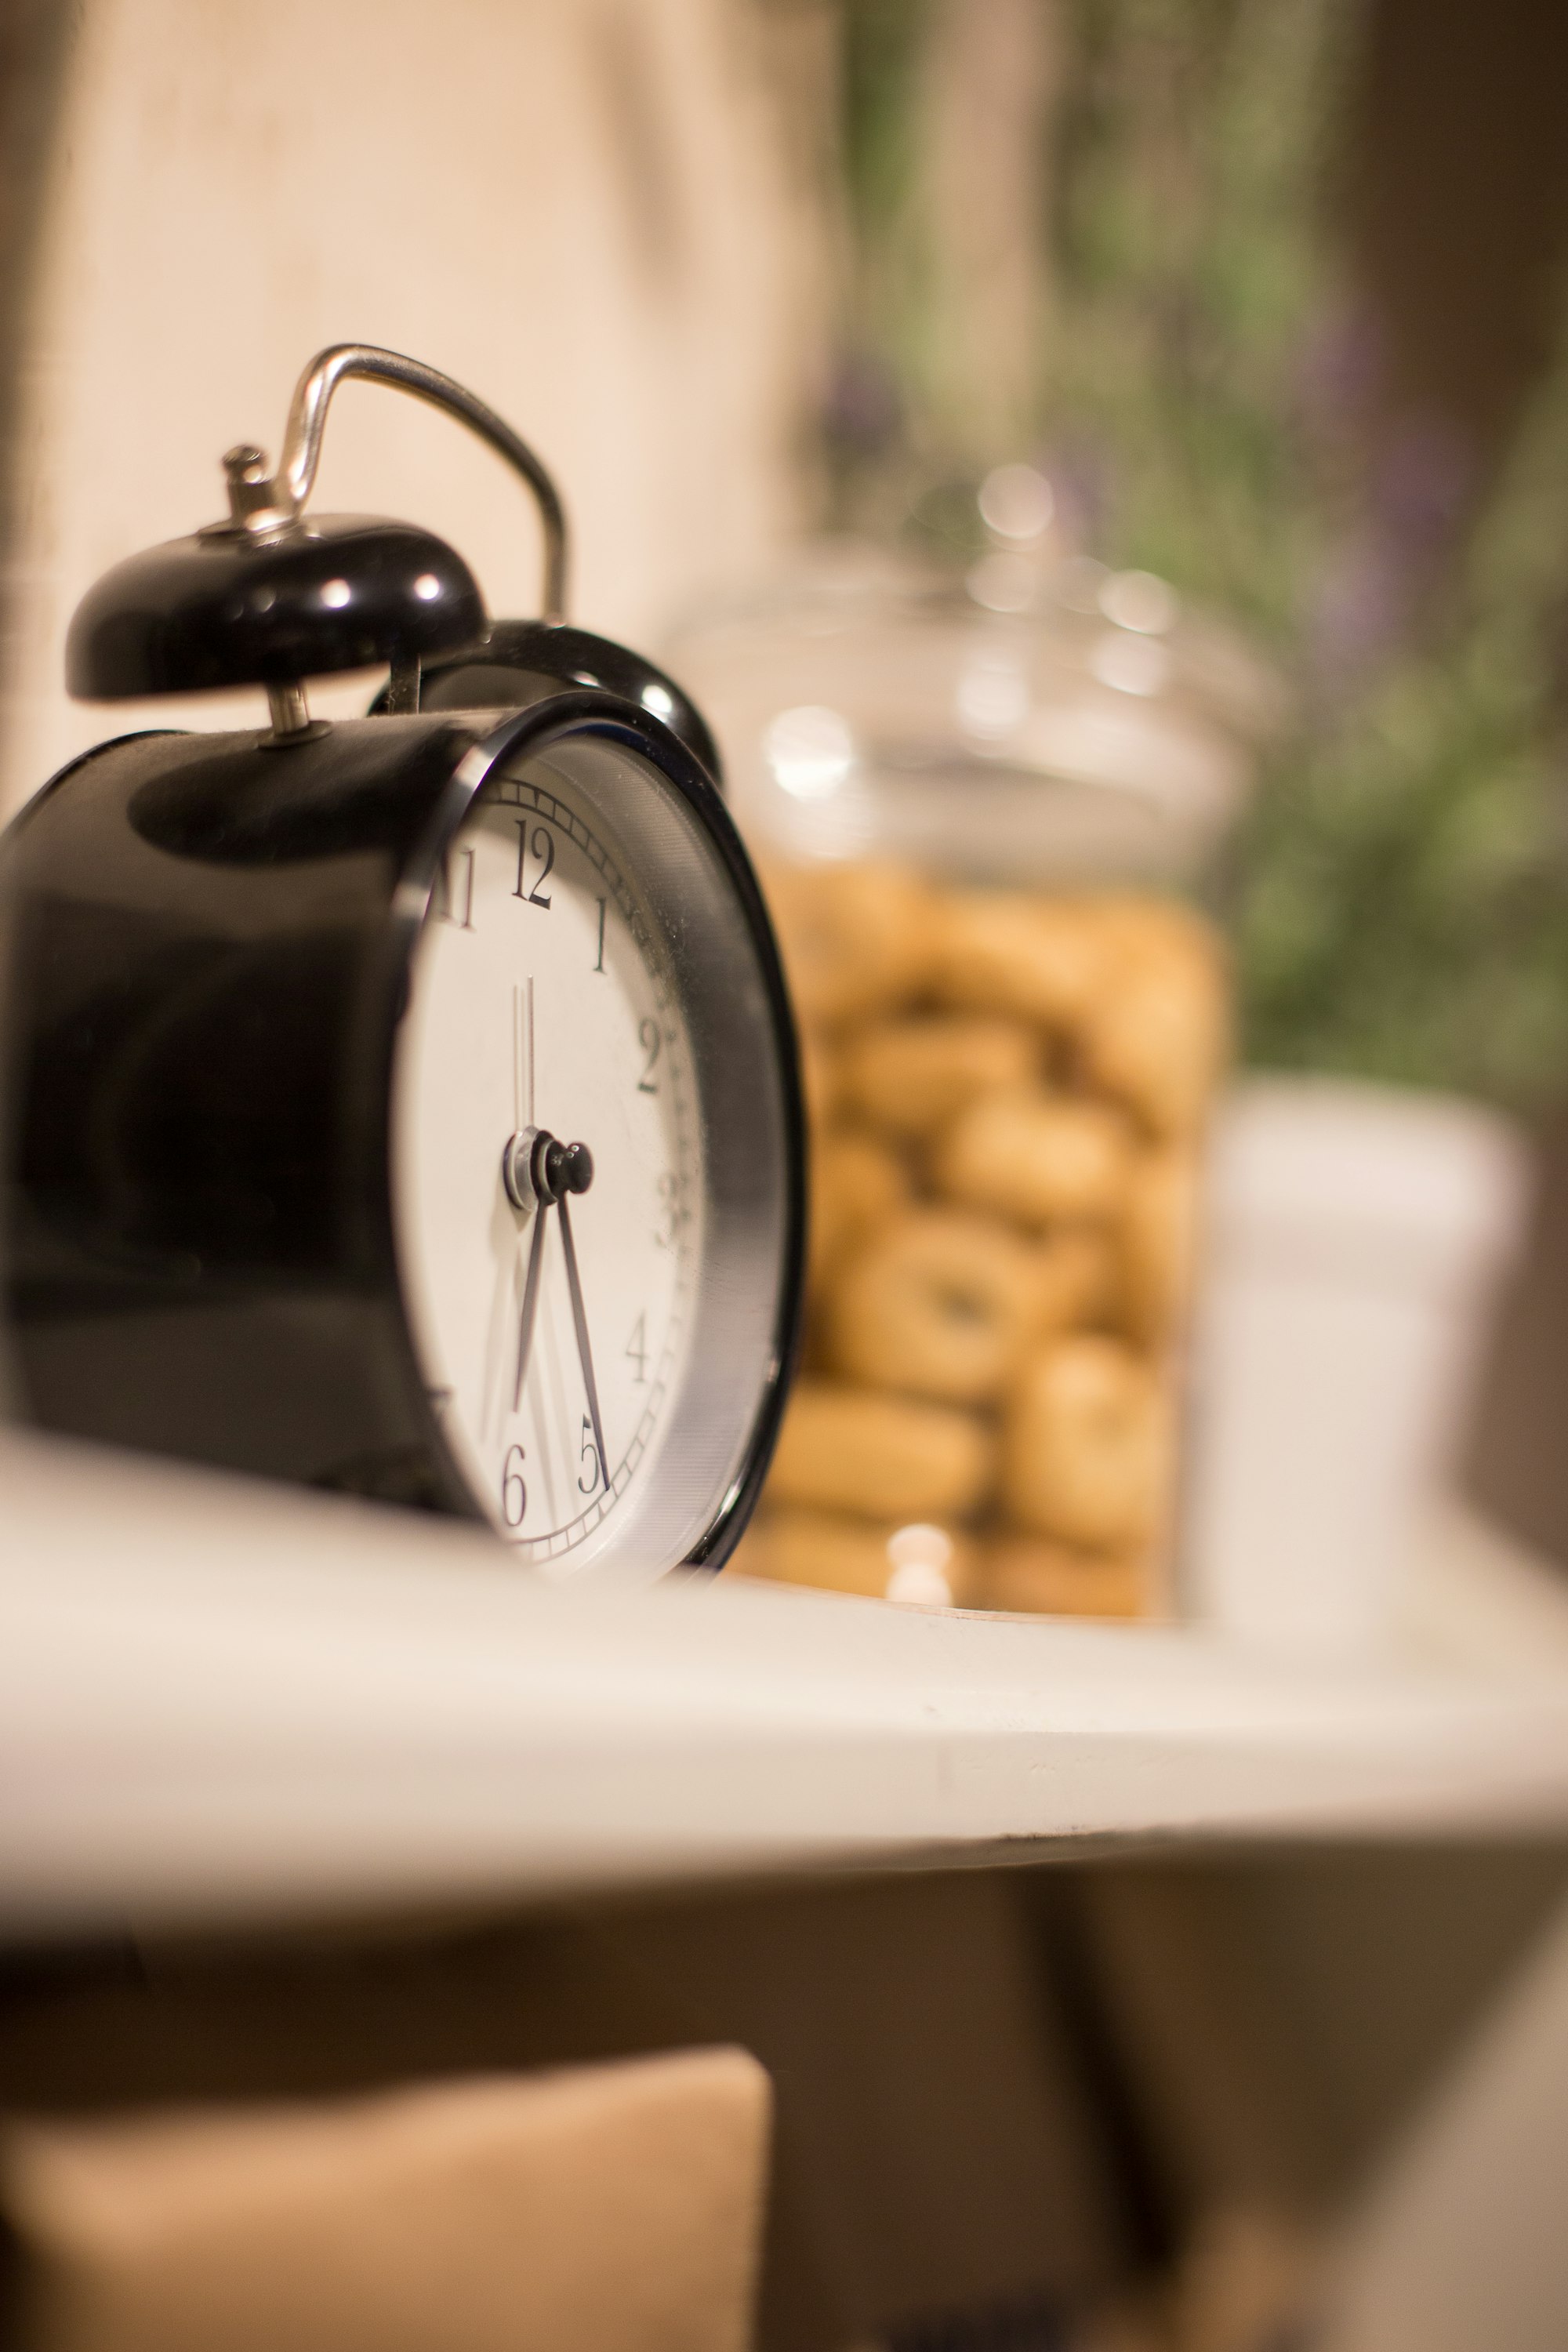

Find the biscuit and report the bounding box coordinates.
[826,1207,1044,1403]
[1082,928,1227,1138]
[1026,1227,1118,1335]
[838,1015,1038,1140]
[764,862,931,1028]
[931,892,1109,1031]
[975,1536,1152,1621]
[768,1381,994,1520]
[1121,1147,1200,1345]
[933,1088,1131,1227]
[1084,891,1225,989]
[1004,1334,1174,1548]
[810,1130,908,1287]
[798,1029,839,1138]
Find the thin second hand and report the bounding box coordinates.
[557,1192,608,1496]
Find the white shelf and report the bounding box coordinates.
[3,1428,1568,1940]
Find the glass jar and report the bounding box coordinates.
[666,505,1272,1621]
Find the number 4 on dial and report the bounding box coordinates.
[626,1313,648,1383]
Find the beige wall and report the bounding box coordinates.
[2,0,828,811]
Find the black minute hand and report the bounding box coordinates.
[512,1200,550,1414]
[556,1189,608,1499]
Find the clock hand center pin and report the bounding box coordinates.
[502,1127,593,1215]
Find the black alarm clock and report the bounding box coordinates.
[0,344,804,1581]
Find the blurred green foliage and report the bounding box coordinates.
[832,0,1568,1110]
[1234,321,1568,1102]
[1046,0,1354,639]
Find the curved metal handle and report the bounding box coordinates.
[223,343,569,622]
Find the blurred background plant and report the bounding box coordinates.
[1237,301,1568,1105]
[819,0,1568,1112]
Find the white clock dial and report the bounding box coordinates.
[391,750,702,1570]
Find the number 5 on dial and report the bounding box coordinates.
[578,1414,601,1494]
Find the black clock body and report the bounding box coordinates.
[0,695,804,1565]
[386,619,724,785]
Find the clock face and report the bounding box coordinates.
[390,723,793,1581]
